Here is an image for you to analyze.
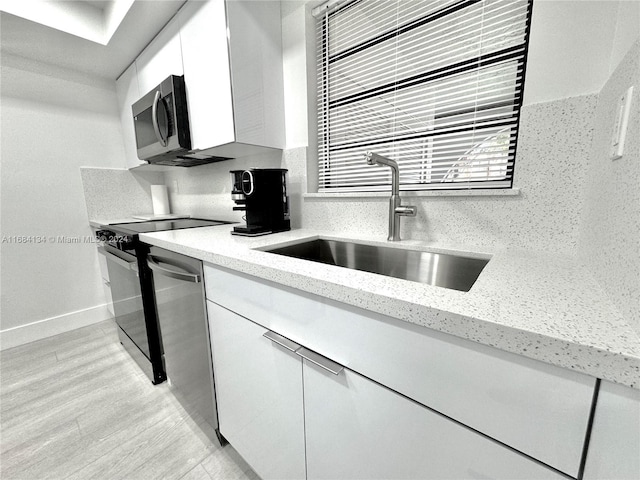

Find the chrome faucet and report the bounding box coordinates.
[364,151,417,241]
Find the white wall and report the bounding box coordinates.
[523,0,618,105]
[0,53,126,345]
[609,1,640,75]
[524,0,640,105]
[578,39,640,334]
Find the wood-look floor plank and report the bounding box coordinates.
[200,447,255,480]
[1,375,147,455]
[66,413,199,480]
[1,341,125,409]
[0,350,59,385]
[1,358,139,455]
[54,326,119,362]
[1,351,132,424]
[1,320,111,365]
[0,321,256,480]
[0,417,84,479]
[124,418,213,480]
[180,464,214,480]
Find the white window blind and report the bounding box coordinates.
[316,0,533,192]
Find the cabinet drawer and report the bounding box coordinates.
[205,264,596,477]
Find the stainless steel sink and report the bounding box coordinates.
[263,239,489,292]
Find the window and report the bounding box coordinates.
[315,0,533,192]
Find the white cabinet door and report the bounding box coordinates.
[115,63,145,169]
[225,0,284,148]
[179,0,235,150]
[303,360,567,480]
[583,381,640,479]
[207,301,306,480]
[135,13,183,96]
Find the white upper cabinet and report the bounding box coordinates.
[224,0,285,149]
[114,0,285,169]
[135,14,183,96]
[179,0,285,157]
[115,63,145,169]
[178,0,235,151]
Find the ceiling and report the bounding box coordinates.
[0,0,187,80]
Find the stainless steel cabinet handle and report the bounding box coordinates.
[296,347,344,375]
[152,90,168,147]
[147,256,201,283]
[262,331,301,353]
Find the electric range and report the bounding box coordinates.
[96,218,234,384]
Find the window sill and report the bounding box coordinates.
[304,188,521,199]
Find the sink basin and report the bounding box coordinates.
[263,239,489,292]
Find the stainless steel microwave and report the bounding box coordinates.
[132,75,227,167]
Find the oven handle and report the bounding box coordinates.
[98,246,137,271]
[147,255,201,283]
[152,90,168,147]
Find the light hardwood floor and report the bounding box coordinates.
[0,320,258,480]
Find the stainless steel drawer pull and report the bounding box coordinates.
[296,347,344,375]
[262,331,301,353]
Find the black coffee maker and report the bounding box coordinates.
[230,168,291,236]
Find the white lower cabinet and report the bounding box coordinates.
[207,301,306,480]
[583,380,640,480]
[303,361,566,480]
[205,265,596,477]
[207,287,570,480]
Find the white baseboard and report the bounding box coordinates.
[0,304,114,351]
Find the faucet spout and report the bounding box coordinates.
[364,151,416,241]
[364,151,400,195]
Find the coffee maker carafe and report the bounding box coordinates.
[230,168,291,236]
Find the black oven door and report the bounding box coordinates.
[100,246,148,355]
[98,244,170,385]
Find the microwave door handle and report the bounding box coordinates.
[152,90,168,147]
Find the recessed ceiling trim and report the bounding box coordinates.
[0,0,135,45]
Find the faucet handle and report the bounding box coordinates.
[395,205,417,217]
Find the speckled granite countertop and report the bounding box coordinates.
[135,225,639,389]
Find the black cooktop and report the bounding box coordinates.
[107,218,234,235]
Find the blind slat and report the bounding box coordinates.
[317,0,532,191]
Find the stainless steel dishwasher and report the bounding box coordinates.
[146,245,224,445]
